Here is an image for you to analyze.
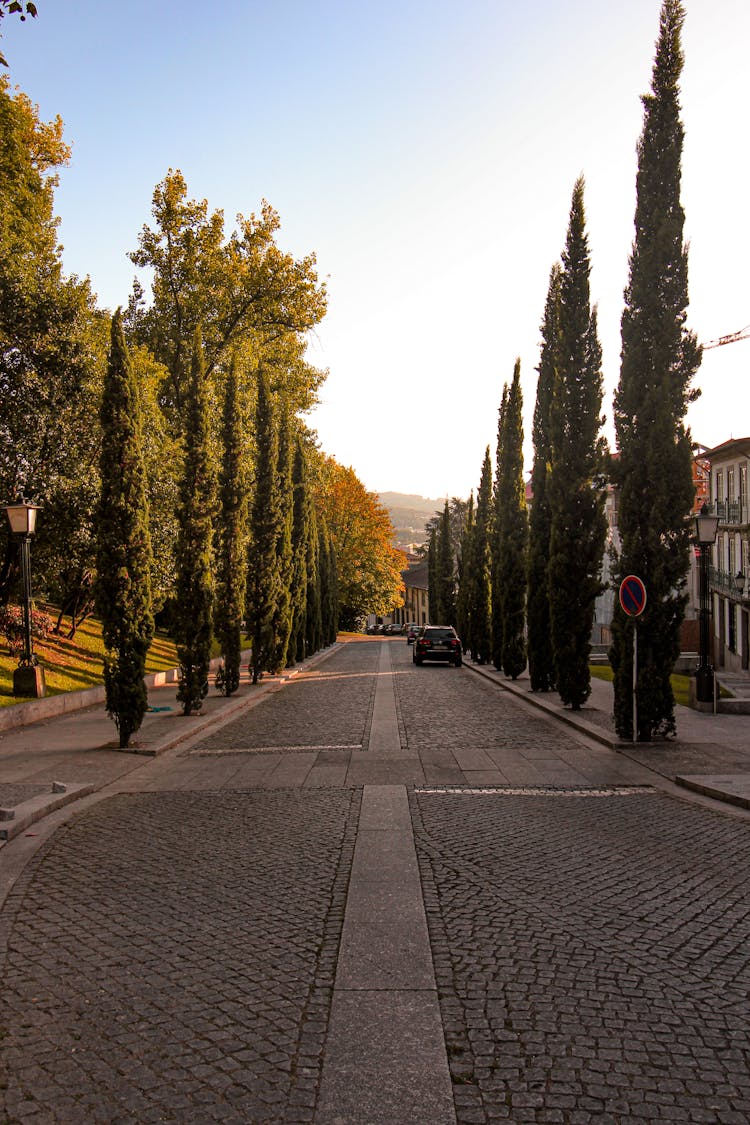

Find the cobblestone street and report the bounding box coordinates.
[1,638,749,1123]
[411,787,750,1123]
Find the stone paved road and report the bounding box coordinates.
[0,789,360,1124]
[411,786,750,1124]
[2,639,749,1124]
[196,642,379,755]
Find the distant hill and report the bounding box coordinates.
[378,492,442,550]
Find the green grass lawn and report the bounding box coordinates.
[589,662,698,707]
[0,609,179,706]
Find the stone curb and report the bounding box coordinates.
[462,659,623,751]
[462,659,750,814]
[0,782,96,843]
[0,651,248,733]
[0,644,341,846]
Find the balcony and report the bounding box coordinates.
[709,499,749,526]
[708,566,748,601]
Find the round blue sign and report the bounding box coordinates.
[619,575,647,617]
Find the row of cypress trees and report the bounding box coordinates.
[96,319,338,747]
[436,0,700,739]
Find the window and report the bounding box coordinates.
[715,469,724,503]
[728,466,736,502]
[729,602,737,654]
[741,464,748,510]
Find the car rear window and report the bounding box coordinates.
[425,628,455,640]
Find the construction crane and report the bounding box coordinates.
[702,324,750,350]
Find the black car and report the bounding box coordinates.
[413,625,462,666]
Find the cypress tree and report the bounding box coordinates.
[548,178,607,710]
[494,361,528,679]
[427,525,438,623]
[319,518,339,646]
[305,502,323,655]
[527,264,561,691]
[96,310,154,748]
[246,371,281,684]
[270,407,294,672]
[214,357,246,695]
[174,329,214,715]
[610,0,700,740]
[491,385,509,669]
[456,491,474,655]
[470,448,494,664]
[437,499,456,625]
[288,436,309,665]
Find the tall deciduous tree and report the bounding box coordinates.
[548,178,607,710]
[493,361,528,678]
[527,264,561,692]
[127,170,327,423]
[610,0,700,740]
[314,457,405,629]
[214,357,246,695]
[246,370,281,683]
[0,75,104,611]
[96,311,154,748]
[174,330,215,714]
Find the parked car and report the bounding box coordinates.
[386,622,404,635]
[405,623,420,644]
[413,625,462,666]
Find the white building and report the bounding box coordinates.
[704,438,750,672]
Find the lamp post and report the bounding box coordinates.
[4,498,46,698]
[694,503,720,704]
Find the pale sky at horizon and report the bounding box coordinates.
[3,0,749,502]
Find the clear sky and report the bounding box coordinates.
[3,0,749,501]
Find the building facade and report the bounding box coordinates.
[704,438,750,672]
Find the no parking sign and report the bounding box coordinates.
[619,575,647,617]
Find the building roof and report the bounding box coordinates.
[402,557,428,590]
[701,437,750,461]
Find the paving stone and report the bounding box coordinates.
[0,789,360,1123]
[410,786,750,1124]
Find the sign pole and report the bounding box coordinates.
[619,575,647,744]
[632,622,637,745]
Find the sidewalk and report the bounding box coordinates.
[464,661,750,812]
[2,645,749,849]
[0,649,334,846]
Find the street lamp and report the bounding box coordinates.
[693,503,720,703]
[4,498,46,698]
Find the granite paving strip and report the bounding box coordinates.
[367,642,403,757]
[317,785,456,1124]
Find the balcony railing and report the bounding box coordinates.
[708,566,748,601]
[707,499,749,526]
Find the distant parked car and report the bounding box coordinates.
[413,625,462,666]
[405,623,420,644]
[386,622,405,635]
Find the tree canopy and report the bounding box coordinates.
[314,457,405,629]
